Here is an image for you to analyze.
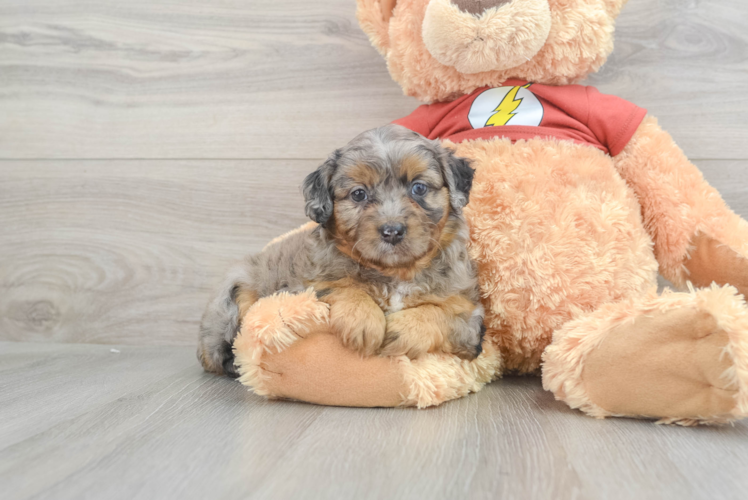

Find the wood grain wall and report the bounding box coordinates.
[1,0,747,345]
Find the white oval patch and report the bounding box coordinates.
[468,85,544,129]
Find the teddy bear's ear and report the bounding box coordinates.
[605,0,630,16]
[356,0,398,55]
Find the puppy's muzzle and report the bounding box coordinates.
[380,222,406,245]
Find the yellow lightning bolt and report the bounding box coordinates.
[485,84,531,127]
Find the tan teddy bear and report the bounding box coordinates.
[226,0,748,425]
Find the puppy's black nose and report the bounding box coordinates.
[380,223,406,245]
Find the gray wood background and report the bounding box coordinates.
[2,3,747,500]
[1,0,747,347]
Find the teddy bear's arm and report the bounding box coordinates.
[613,115,748,296]
[232,289,500,407]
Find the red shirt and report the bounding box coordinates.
[393,80,647,156]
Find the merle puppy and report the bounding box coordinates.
[198,124,485,377]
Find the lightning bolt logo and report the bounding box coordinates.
[485,84,532,127]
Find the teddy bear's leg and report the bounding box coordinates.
[614,116,748,296]
[542,285,748,425]
[232,290,501,407]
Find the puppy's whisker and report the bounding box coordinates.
[350,239,366,267]
[428,236,444,253]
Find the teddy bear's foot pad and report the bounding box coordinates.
[581,288,748,424]
[583,308,735,421]
[544,284,748,424]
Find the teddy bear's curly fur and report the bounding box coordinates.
[229,0,748,425]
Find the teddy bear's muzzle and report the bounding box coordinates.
[422,0,552,74]
[451,0,513,15]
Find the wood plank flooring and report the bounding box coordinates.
[1,342,746,500]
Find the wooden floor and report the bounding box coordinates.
[2,0,748,498]
[1,342,746,500]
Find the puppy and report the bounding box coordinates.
[198,124,485,378]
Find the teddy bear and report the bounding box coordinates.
[228,0,748,425]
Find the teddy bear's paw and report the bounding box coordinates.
[684,233,748,300]
[246,333,407,407]
[240,289,329,352]
[232,289,330,393]
[580,285,748,424]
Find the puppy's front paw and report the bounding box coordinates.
[448,321,485,361]
[380,308,440,359]
[380,306,485,361]
[329,300,386,356]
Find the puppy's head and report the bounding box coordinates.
[302,124,474,270]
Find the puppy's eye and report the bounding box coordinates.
[411,182,428,197]
[351,189,368,202]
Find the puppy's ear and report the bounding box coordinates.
[302,150,340,225]
[439,147,474,212]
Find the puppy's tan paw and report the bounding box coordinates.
[329,300,386,356]
[380,308,443,359]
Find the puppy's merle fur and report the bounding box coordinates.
[198,125,484,378]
